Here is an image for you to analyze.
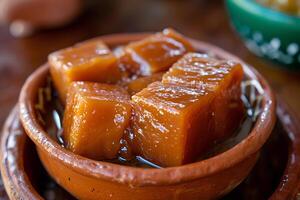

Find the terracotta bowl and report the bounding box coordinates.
[18,34,276,200]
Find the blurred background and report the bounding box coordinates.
[0,0,299,199]
[0,0,300,144]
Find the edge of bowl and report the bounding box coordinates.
[0,106,43,200]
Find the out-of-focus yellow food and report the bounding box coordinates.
[257,0,300,16]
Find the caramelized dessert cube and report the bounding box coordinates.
[132,53,244,167]
[49,40,121,102]
[132,82,215,167]
[126,73,163,95]
[115,28,194,77]
[163,53,244,140]
[63,82,131,160]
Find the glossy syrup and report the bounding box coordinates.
[38,78,262,169]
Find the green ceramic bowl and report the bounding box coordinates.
[226,0,300,69]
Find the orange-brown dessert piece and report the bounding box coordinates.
[49,40,121,102]
[132,53,244,167]
[63,82,131,160]
[132,82,215,167]
[126,73,163,95]
[163,53,244,140]
[115,28,194,77]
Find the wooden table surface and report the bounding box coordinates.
[0,0,299,198]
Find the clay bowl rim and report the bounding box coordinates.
[18,33,276,187]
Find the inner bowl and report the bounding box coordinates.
[19,33,276,200]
